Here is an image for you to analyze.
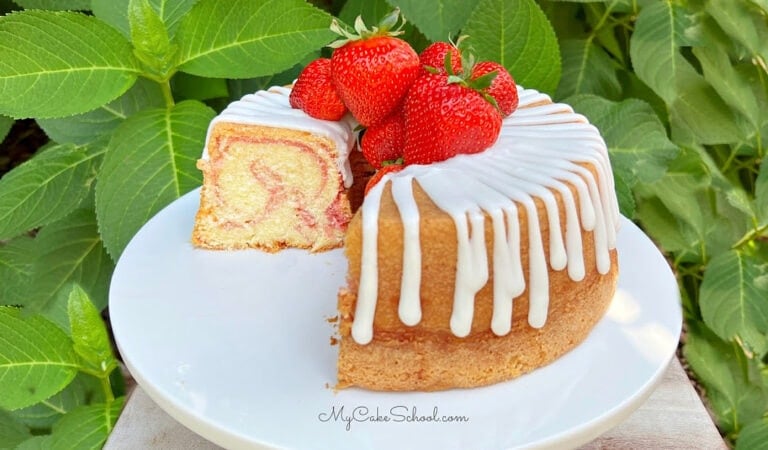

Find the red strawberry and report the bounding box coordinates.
[360,109,405,169]
[419,41,462,75]
[403,72,502,165]
[329,10,420,127]
[289,58,347,121]
[365,163,404,195]
[471,61,518,116]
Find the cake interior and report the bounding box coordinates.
[193,122,352,252]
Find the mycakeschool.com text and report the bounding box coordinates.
[318,405,470,431]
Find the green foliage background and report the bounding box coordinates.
[0,0,766,447]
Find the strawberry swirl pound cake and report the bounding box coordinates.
[192,9,621,392]
[192,87,357,252]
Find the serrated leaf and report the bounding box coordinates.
[670,70,746,145]
[629,1,698,104]
[175,0,335,79]
[463,0,561,94]
[10,373,105,429]
[0,11,140,119]
[129,0,177,77]
[386,0,479,42]
[0,143,103,240]
[0,307,78,411]
[707,0,766,61]
[96,100,214,259]
[700,249,768,354]
[693,44,761,131]
[635,197,699,259]
[48,399,125,450]
[684,321,768,435]
[565,94,678,186]
[12,0,90,10]
[613,171,635,218]
[0,409,31,449]
[556,39,621,100]
[37,78,165,145]
[736,419,768,450]
[67,284,117,375]
[22,209,115,321]
[0,235,34,306]
[91,0,199,39]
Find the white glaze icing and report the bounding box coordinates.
[351,86,620,345]
[201,86,357,188]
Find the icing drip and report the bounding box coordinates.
[201,86,357,188]
[353,87,620,344]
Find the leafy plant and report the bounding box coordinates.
[537,0,768,445]
[0,0,765,447]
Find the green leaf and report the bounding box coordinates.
[11,0,90,10]
[10,373,105,429]
[706,0,767,61]
[37,78,165,145]
[0,143,103,240]
[684,321,768,435]
[22,209,115,321]
[386,0,479,42]
[565,94,678,186]
[700,249,768,353]
[48,399,125,450]
[669,69,746,145]
[0,236,34,306]
[0,307,78,411]
[129,0,177,77]
[463,0,561,94]
[0,115,13,142]
[757,157,768,225]
[629,1,698,103]
[614,171,635,218]
[175,0,335,79]
[67,285,117,375]
[14,436,53,450]
[339,0,396,25]
[0,409,31,449]
[693,47,761,132]
[96,100,215,259]
[556,39,621,100]
[0,11,140,119]
[92,0,199,39]
[736,418,768,450]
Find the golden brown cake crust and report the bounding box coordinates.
[337,164,619,391]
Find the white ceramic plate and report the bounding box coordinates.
[110,188,682,450]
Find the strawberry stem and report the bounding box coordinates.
[328,8,406,48]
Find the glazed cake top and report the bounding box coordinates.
[352,86,621,344]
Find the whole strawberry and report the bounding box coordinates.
[419,41,462,75]
[329,10,420,127]
[360,109,405,169]
[289,58,347,121]
[403,72,502,165]
[471,61,518,116]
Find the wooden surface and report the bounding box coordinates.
[104,358,726,449]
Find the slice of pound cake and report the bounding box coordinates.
[192,87,357,252]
